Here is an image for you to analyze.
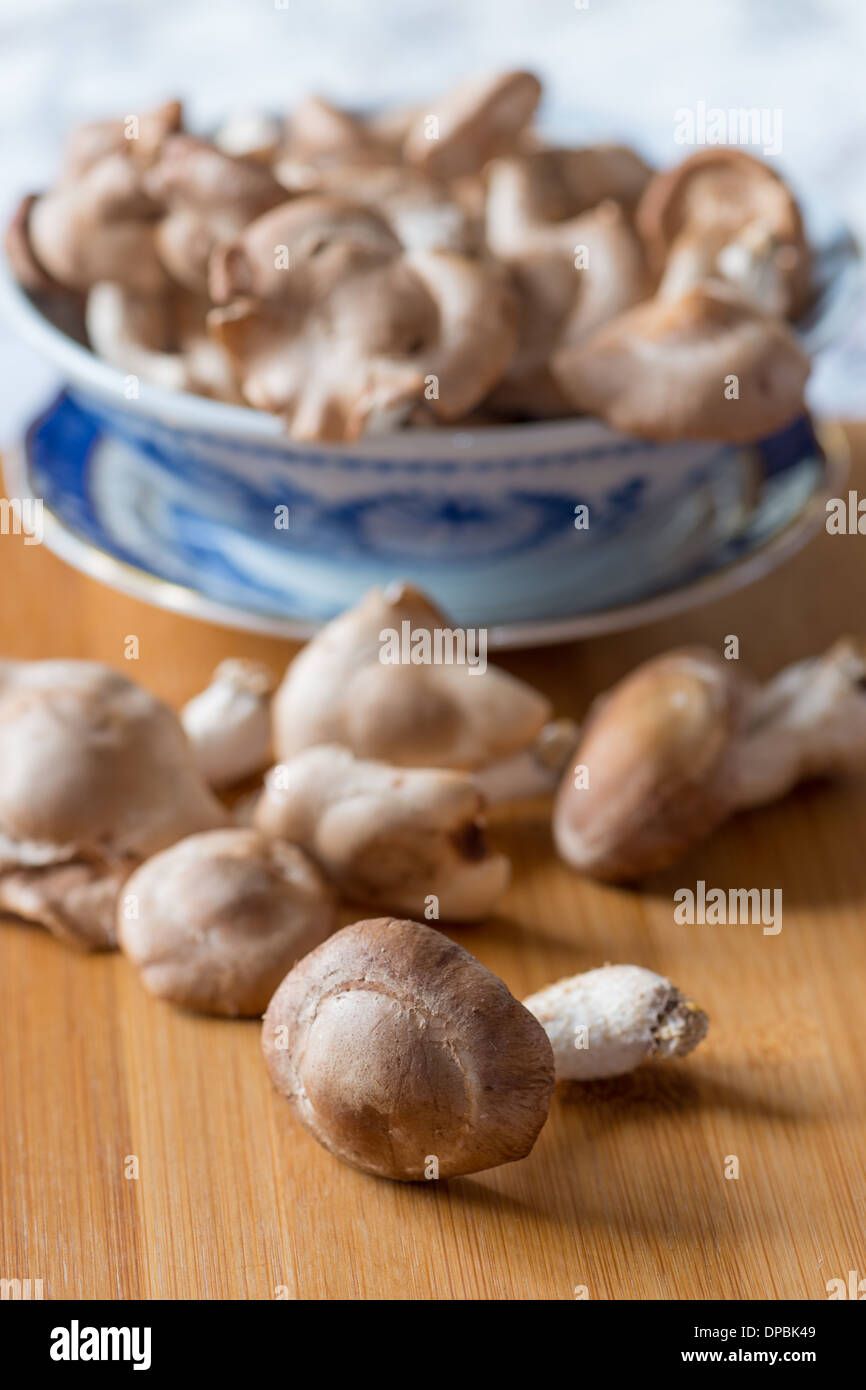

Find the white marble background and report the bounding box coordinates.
[1,0,864,436]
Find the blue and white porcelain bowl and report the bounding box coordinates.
[0,211,858,635]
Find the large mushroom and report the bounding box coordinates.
[254,745,510,922]
[636,148,811,320]
[553,638,866,881]
[0,660,226,949]
[262,916,555,1180]
[270,583,551,772]
[551,282,810,442]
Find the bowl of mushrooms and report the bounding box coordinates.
[2,72,856,631]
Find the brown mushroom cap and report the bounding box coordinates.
[0,660,226,948]
[403,70,542,180]
[553,648,751,880]
[19,154,169,296]
[552,283,810,442]
[636,148,811,318]
[261,916,555,1180]
[118,828,336,1016]
[271,584,550,769]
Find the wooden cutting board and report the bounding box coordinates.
[2,431,865,1301]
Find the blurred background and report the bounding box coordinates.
[1,0,865,434]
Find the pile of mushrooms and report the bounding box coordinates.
[6,75,813,441]
[5,580,866,1181]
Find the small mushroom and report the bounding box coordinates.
[552,283,810,442]
[145,135,287,294]
[118,828,336,1016]
[261,916,555,1180]
[254,745,510,922]
[524,964,709,1080]
[636,148,811,319]
[730,637,866,808]
[403,70,542,180]
[180,658,275,787]
[0,660,226,949]
[271,583,550,771]
[554,639,866,881]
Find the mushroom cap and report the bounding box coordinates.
[254,744,511,922]
[261,916,555,1180]
[637,148,811,318]
[553,648,749,880]
[271,584,550,769]
[118,828,336,1017]
[24,154,169,296]
[0,660,226,947]
[403,70,542,180]
[552,283,810,442]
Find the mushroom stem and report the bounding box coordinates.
[523,964,709,1081]
[475,718,579,804]
[732,638,866,810]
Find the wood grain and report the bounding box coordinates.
[2,432,865,1301]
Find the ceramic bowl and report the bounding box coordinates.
[0,207,858,629]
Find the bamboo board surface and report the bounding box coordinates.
[1,432,865,1301]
